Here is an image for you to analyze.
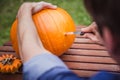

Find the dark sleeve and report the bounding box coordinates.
[39,68,118,80]
[39,66,88,80]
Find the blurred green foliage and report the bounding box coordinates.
[0,0,91,45]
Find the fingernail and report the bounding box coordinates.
[53,5,57,8]
[80,28,85,31]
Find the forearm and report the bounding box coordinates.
[17,9,48,62]
[17,2,57,62]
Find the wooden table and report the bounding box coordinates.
[0,26,119,80]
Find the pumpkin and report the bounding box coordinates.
[0,54,22,73]
[10,8,76,56]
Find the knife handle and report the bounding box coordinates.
[80,31,94,36]
[79,31,85,35]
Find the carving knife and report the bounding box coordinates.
[65,31,85,35]
[65,31,94,36]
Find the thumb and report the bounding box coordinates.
[81,22,97,33]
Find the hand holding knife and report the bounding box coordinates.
[65,31,94,36]
[65,22,104,45]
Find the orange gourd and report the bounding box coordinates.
[10,8,76,56]
[0,54,22,73]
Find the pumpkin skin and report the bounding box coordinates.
[10,8,76,56]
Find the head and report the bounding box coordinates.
[83,0,120,64]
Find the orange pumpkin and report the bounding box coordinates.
[10,8,76,56]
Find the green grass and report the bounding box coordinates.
[0,0,91,45]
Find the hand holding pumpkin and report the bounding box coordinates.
[11,1,75,62]
[17,1,57,21]
[16,2,57,62]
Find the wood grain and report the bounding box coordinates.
[0,74,22,80]
[61,55,117,64]
[65,49,110,57]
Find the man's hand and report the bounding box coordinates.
[17,1,57,20]
[17,1,57,62]
[81,22,104,45]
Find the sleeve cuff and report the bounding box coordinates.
[23,53,68,80]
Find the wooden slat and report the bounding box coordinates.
[0,74,22,80]
[65,49,110,57]
[0,51,16,55]
[61,55,117,64]
[71,43,106,50]
[3,41,12,46]
[0,46,15,52]
[0,52,16,55]
[1,43,107,52]
[74,38,96,44]
[65,62,120,72]
[0,52,19,58]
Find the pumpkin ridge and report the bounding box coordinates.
[48,9,73,54]
[33,14,51,50]
[57,8,76,31]
[53,9,69,32]
[47,9,65,33]
[41,10,57,53]
[35,12,56,53]
[35,17,51,50]
[46,9,65,54]
[53,11,70,51]
[48,8,75,53]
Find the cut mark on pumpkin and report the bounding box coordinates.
[64,32,74,36]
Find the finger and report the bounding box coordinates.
[81,22,95,32]
[81,26,93,33]
[38,2,57,9]
[83,33,99,42]
[81,22,97,33]
[33,2,57,14]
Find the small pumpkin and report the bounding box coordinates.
[10,8,76,56]
[0,54,22,73]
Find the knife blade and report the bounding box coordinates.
[65,31,85,35]
[65,31,94,36]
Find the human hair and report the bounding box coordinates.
[84,0,120,36]
[83,0,120,64]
